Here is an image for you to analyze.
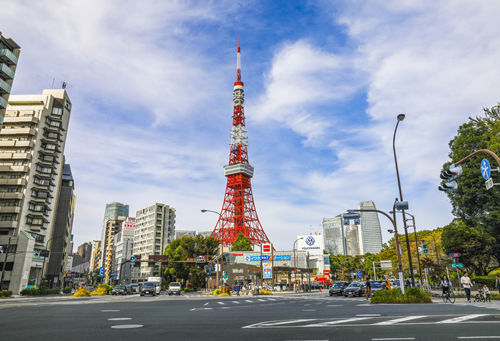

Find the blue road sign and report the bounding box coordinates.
[113,274,118,279]
[357,270,362,279]
[481,159,491,180]
[273,255,291,261]
[99,266,104,277]
[130,256,137,264]
[208,262,213,276]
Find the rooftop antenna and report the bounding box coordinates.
[62,81,67,89]
[51,77,55,88]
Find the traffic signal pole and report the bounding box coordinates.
[454,149,500,167]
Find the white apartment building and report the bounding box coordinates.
[0,89,72,293]
[113,217,135,283]
[133,203,175,281]
[359,200,383,254]
[323,216,346,255]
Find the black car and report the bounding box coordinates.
[329,281,349,296]
[343,282,366,297]
[112,285,127,295]
[370,281,385,296]
[140,282,157,296]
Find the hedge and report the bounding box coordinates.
[371,287,431,304]
[473,276,496,289]
[20,288,60,296]
[0,290,12,298]
[62,288,72,294]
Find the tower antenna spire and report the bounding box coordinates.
[236,37,241,81]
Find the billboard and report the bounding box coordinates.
[296,234,324,256]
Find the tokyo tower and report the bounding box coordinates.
[210,42,271,248]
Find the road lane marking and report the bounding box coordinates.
[306,317,371,327]
[357,314,381,317]
[203,303,209,306]
[303,309,317,312]
[457,337,500,339]
[111,324,143,329]
[257,299,266,302]
[190,307,213,311]
[101,310,120,312]
[232,301,241,304]
[108,318,132,321]
[374,316,426,325]
[217,302,225,305]
[438,314,488,323]
[245,300,253,303]
[372,338,415,340]
[267,298,276,301]
[327,305,343,307]
[242,319,315,329]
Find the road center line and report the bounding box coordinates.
[438,314,488,323]
[374,316,426,325]
[101,310,120,312]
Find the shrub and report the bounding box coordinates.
[73,287,91,297]
[371,287,431,304]
[0,290,12,298]
[473,276,496,289]
[20,288,60,296]
[91,284,113,296]
[259,289,272,295]
[211,289,222,296]
[62,288,72,294]
[183,287,195,293]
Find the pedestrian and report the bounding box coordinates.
[496,275,500,294]
[235,283,241,296]
[483,284,491,302]
[460,272,473,303]
[365,276,372,300]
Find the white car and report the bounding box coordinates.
[168,282,181,296]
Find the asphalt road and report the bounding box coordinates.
[2,293,500,341]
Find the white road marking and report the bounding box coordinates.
[438,314,488,323]
[357,314,381,317]
[190,307,213,311]
[306,317,371,327]
[217,302,225,305]
[245,300,253,303]
[108,318,132,321]
[457,337,500,339]
[242,319,315,328]
[372,338,415,340]
[111,324,143,329]
[374,316,426,325]
[303,309,317,312]
[232,301,241,304]
[257,299,266,302]
[327,305,343,307]
[203,303,208,306]
[101,310,120,312]
[267,298,276,301]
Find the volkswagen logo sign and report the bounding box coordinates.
[305,236,315,246]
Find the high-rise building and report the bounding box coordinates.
[0,33,20,123]
[113,217,135,283]
[89,240,101,272]
[0,89,72,293]
[175,230,196,240]
[76,242,92,264]
[133,203,175,281]
[46,163,75,287]
[99,202,128,267]
[345,224,362,256]
[103,217,125,284]
[359,200,383,254]
[323,216,346,255]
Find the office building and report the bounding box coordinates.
[76,241,91,264]
[113,217,135,283]
[103,217,125,284]
[345,224,362,256]
[133,203,175,281]
[0,89,72,293]
[0,33,20,123]
[89,240,101,271]
[99,202,129,267]
[359,200,383,254]
[175,230,196,240]
[323,216,346,255]
[46,163,75,287]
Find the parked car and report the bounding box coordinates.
[112,285,128,295]
[167,282,181,296]
[140,282,157,296]
[129,283,139,294]
[343,282,366,297]
[390,279,401,288]
[125,284,133,294]
[329,281,349,296]
[370,281,385,296]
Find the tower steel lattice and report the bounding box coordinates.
[210,43,271,248]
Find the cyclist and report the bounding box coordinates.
[441,275,452,298]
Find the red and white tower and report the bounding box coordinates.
[211,42,271,248]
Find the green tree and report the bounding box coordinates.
[163,235,219,289]
[231,233,252,251]
[441,104,500,263]
[441,219,495,275]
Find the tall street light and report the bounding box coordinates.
[293,237,304,290]
[201,209,224,290]
[393,113,415,287]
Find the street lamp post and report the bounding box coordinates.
[201,209,224,290]
[393,114,415,287]
[293,237,304,292]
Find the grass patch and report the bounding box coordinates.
[371,287,431,304]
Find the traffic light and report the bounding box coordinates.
[422,244,428,254]
[439,164,462,192]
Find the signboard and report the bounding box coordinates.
[262,243,272,254]
[98,267,104,277]
[196,256,206,264]
[481,159,491,180]
[113,274,118,279]
[324,269,330,276]
[380,260,392,270]
[263,262,272,279]
[272,255,291,261]
[130,256,137,264]
[208,262,213,276]
[451,263,464,268]
[357,269,362,279]
[486,177,494,190]
[148,255,169,262]
[449,253,461,258]
[296,234,324,256]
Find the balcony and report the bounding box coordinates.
[3,116,38,124]
[0,63,15,80]
[0,192,22,199]
[0,152,31,160]
[0,220,18,228]
[0,206,21,214]
[0,49,18,66]
[0,128,35,136]
[0,165,29,173]
[0,96,7,109]
[0,178,26,186]
[0,78,11,94]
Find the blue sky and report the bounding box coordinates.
[2,0,500,250]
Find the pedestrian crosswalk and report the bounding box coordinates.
[243,314,500,329]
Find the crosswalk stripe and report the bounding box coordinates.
[232,301,241,304]
[245,300,253,303]
[257,299,266,302]
[374,316,426,325]
[267,298,276,301]
[217,302,224,305]
[438,314,487,323]
[306,317,371,327]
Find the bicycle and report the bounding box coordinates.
[442,289,456,303]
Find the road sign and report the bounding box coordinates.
[130,256,137,264]
[98,267,104,277]
[380,260,392,270]
[113,274,118,279]
[324,269,330,276]
[196,256,206,264]
[486,177,494,190]
[449,253,461,258]
[451,263,464,268]
[273,255,291,261]
[262,243,272,254]
[357,270,362,279]
[481,159,491,180]
[261,255,270,261]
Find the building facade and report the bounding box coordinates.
[133,203,175,281]
[103,218,125,284]
[99,202,129,267]
[345,224,362,256]
[358,200,383,254]
[0,89,72,293]
[89,240,101,272]
[323,216,346,255]
[113,217,135,283]
[174,230,196,240]
[0,33,20,123]
[46,163,75,287]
